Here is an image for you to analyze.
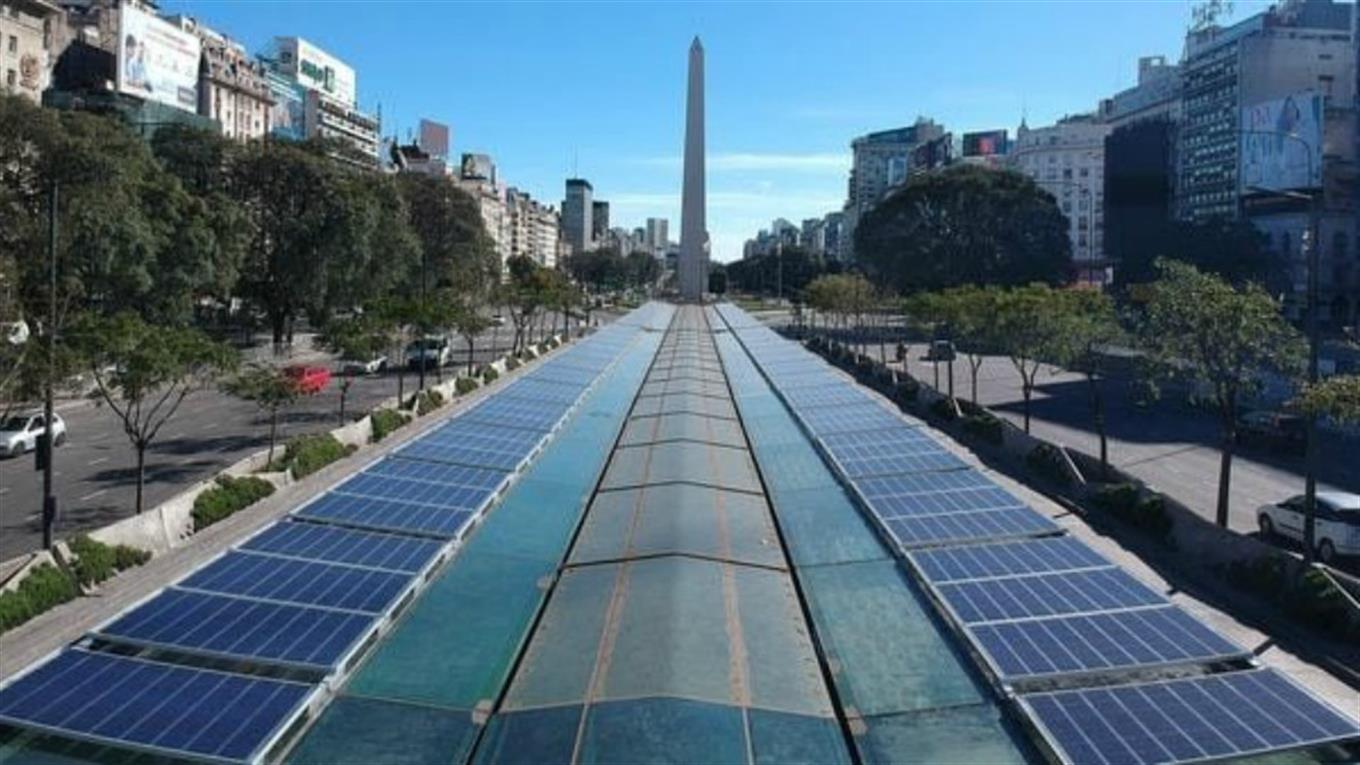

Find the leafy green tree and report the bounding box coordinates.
[625,250,662,292]
[224,363,301,467]
[397,173,497,295]
[992,284,1066,433]
[1048,289,1127,475]
[451,303,491,376]
[913,286,1003,404]
[74,313,237,512]
[855,164,1072,293]
[1114,217,1278,290]
[1293,375,1360,424]
[1141,260,1305,526]
[317,312,392,423]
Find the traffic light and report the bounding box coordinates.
[34,432,48,472]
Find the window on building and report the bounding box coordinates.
[7,35,15,53]
[5,69,14,88]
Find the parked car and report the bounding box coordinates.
[1258,492,1360,563]
[340,354,388,376]
[283,365,332,395]
[490,315,507,327]
[924,340,956,362]
[1235,410,1306,452]
[406,337,452,369]
[0,412,67,458]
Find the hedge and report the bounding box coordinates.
[929,397,959,422]
[1026,443,1072,486]
[277,433,355,478]
[68,535,150,587]
[1226,557,1359,642]
[894,378,920,404]
[455,377,478,395]
[415,389,445,416]
[961,412,1005,445]
[1089,482,1173,541]
[506,357,522,371]
[0,564,79,634]
[483,367,499,383]
[370,408,408,443]
[193,475,275,531]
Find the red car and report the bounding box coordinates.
[284,365,332,395]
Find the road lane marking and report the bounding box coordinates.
[203,421,218,430]
[80,489,107,501]
[87,457,109,466]
[0,487,8,496]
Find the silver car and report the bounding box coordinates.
[0,412,68,458]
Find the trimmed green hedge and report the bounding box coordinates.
[1026,443,1072,486]
[277,433,355,478]
[930,397,959,422]
[483,366,499,383]
[961,412,1005,445]
[506,357,522,371]
[1090,482,1172,540]
[414,389,445,416]
[370,408,408,443]
[1226,557,1359,642]
[0,564,79,634]
[894,378,920,404]
[193,475,275,531]
[455,377,478,395]
[68,535,150,587]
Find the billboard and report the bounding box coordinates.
[276,37,356,107]
[963,130,1008,157]
[419,119,450,159]
[118,4,200,111]
[264,71,307,141]
[1240,92,1323,193]
[460,153,495,182]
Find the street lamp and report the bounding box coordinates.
[1241,128,1323,564]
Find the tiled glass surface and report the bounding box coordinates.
[853,705,1030,765]
[287,696,477,765]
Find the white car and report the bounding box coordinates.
[340,354,388,375]
[0,412,67,458]
[1258,492,1360,563]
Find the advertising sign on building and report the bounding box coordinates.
[1240,92,1323,192]
[264,71,307,142]
[419,119,450,159]
[117,4,200,111]
[886,155,908,187]
[275,37,356,107]
[461,153,495,182]
[963,130,1008,157]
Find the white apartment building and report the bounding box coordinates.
[507,187,561,269]
[1011,114,1112,284]
[0,0,59,102]
[165,16,273,141]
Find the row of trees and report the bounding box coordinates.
[801,262,1358,537]
[0,94,589,515]
[561,247,662,295]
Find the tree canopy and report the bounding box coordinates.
[855,164,1072,293]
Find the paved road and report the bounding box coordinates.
[0,317,599,561]
[746,309,1359,539]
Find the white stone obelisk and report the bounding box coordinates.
[678,37,708,301]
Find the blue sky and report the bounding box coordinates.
[159,0,1267,262]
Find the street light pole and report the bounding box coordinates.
[1242,128,1321,564]
[41,179,58,551]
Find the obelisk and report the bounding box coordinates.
[678,37,707,301]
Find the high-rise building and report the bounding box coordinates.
[562,178,594,256]
[841,117,947,261]
[1012,114,1112,284]
[418,118,450,159]
[507,188,561,269]
[645,217,669,253]
[0,0,60,102]
[1105,116,1177,286]
[678,37,708,300]
[1100,55,1182,129]
[263,37,379,165]
[822,211,845,262]
[801,218,827,256]
[592,201,610,243]
[456,154,510,273]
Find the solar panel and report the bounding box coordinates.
[529,364,598,386]
[0,649,311,763]
[970,605,1248,682]
[797,403,903,435]
[781,385,876,409]
[936,567,1164,624]
[365,457,507,491]
[884,507,1061,549]
[856,468,1006,500]
[463,396,570,432]
[397,441,530,472]
[334,473,494,512]
[835,451,968,479]
[95,588,374,671]
[819,426,929,451]
[295,492,476,539]
[180,551,411,614]
[240,521,442,573]
[427,419,550,453]
[1021,669,1360,765]
[910,536,1111,584]
[501,378,585,404]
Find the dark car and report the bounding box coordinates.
[1235,410,1305,452]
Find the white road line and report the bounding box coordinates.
[0,487,8,495]
[203,421,218,430]
[79,489,107,501]
[87,457,109,466]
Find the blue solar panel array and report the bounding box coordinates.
[713,303,1360,765]
[0,303,673,764]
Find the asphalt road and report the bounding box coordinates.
[0,317,597,562]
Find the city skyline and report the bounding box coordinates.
[154,0,1275,261]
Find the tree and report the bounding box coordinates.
[913,286,1003,404]
[317,312,392,423]
[993,284,1066,434]
[451,303,491,376]
[1113,217,1278,290]
[624,250,662,292]
[1141,260,1305,527]
[1293,375,1360,424]
[225,363,301,468]
[1048,289,1127,476]
[74,313,236,513]
[855,164,1072,293]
